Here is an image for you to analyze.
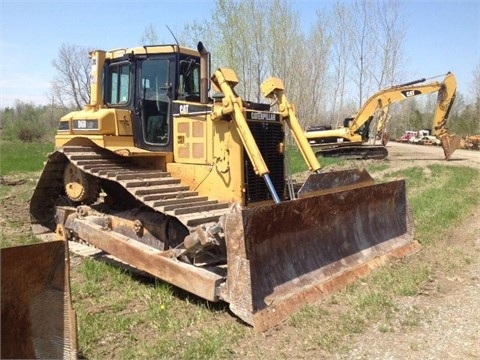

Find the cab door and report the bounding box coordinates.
[133,58,172,151]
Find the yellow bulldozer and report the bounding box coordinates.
[28,42,420,332]
[306,72,461,160]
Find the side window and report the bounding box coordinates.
[178,60,200,100]
[108,63,130,105]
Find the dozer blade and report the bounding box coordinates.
[222,170,419,331]
[315,144,388,160]
[1,241,77,359]
[439,133,461,160]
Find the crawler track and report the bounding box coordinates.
[30,145,231,238]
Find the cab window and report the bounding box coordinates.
[108,63,130,105]
[140,59,170,145]
[178,59,200,101]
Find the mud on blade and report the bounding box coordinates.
[222,176,419,331]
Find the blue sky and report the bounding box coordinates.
[1,0,479,108]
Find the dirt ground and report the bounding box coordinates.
[1,142,479,359]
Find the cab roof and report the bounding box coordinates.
[103,44,199,60]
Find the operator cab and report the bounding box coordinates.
[103,47,202,152]
[344,115,374,141]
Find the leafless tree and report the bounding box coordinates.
[206,0,271,101]
[179,0,407,131]
[323,4,353,126]
[50,43,92,110]
[295,14,330,128]
[472,61,480,120]
[337,1,406,109]
[178,19,213,49]
[369,0,406,89]
[141,23,160,45]
[348,0,375,108]
[266,0,302,91]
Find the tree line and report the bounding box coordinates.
[1,0,479,142]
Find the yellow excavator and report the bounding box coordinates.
[28,42,420,332]
[306,72,461,160]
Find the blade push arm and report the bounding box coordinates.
[210,68,281,203]
[261,77,321,173]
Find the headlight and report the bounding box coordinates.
[58,121,70,131]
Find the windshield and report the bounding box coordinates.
[141,59,170,101]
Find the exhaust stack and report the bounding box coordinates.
[197,42,209,104]
[88,50,106,108]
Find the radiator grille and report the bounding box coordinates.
[244,121,285,204]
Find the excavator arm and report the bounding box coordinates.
[349,73,455,134]
[429,73,460,159]
[362,72,459,159]
[375,106,391,145]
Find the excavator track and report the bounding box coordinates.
[30,145,231,243]
[314,144,389,160]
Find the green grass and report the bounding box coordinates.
[70,256,244,359]
[286,145,345,173]
[0,233,40,248]
[389,165,480,244]
[0,140,54,174]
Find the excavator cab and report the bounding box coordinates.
[30,42,420,331]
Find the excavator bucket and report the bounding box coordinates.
[222,169,419,331]
[439,133,462,160]
[381,132,391,146]
[1,241,77,359]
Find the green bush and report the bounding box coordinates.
[1,101,66,142]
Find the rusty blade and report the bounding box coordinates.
[223,178,419,331]
[1,241,77,359]
[298,169,374,197]
[439,133,461,160]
